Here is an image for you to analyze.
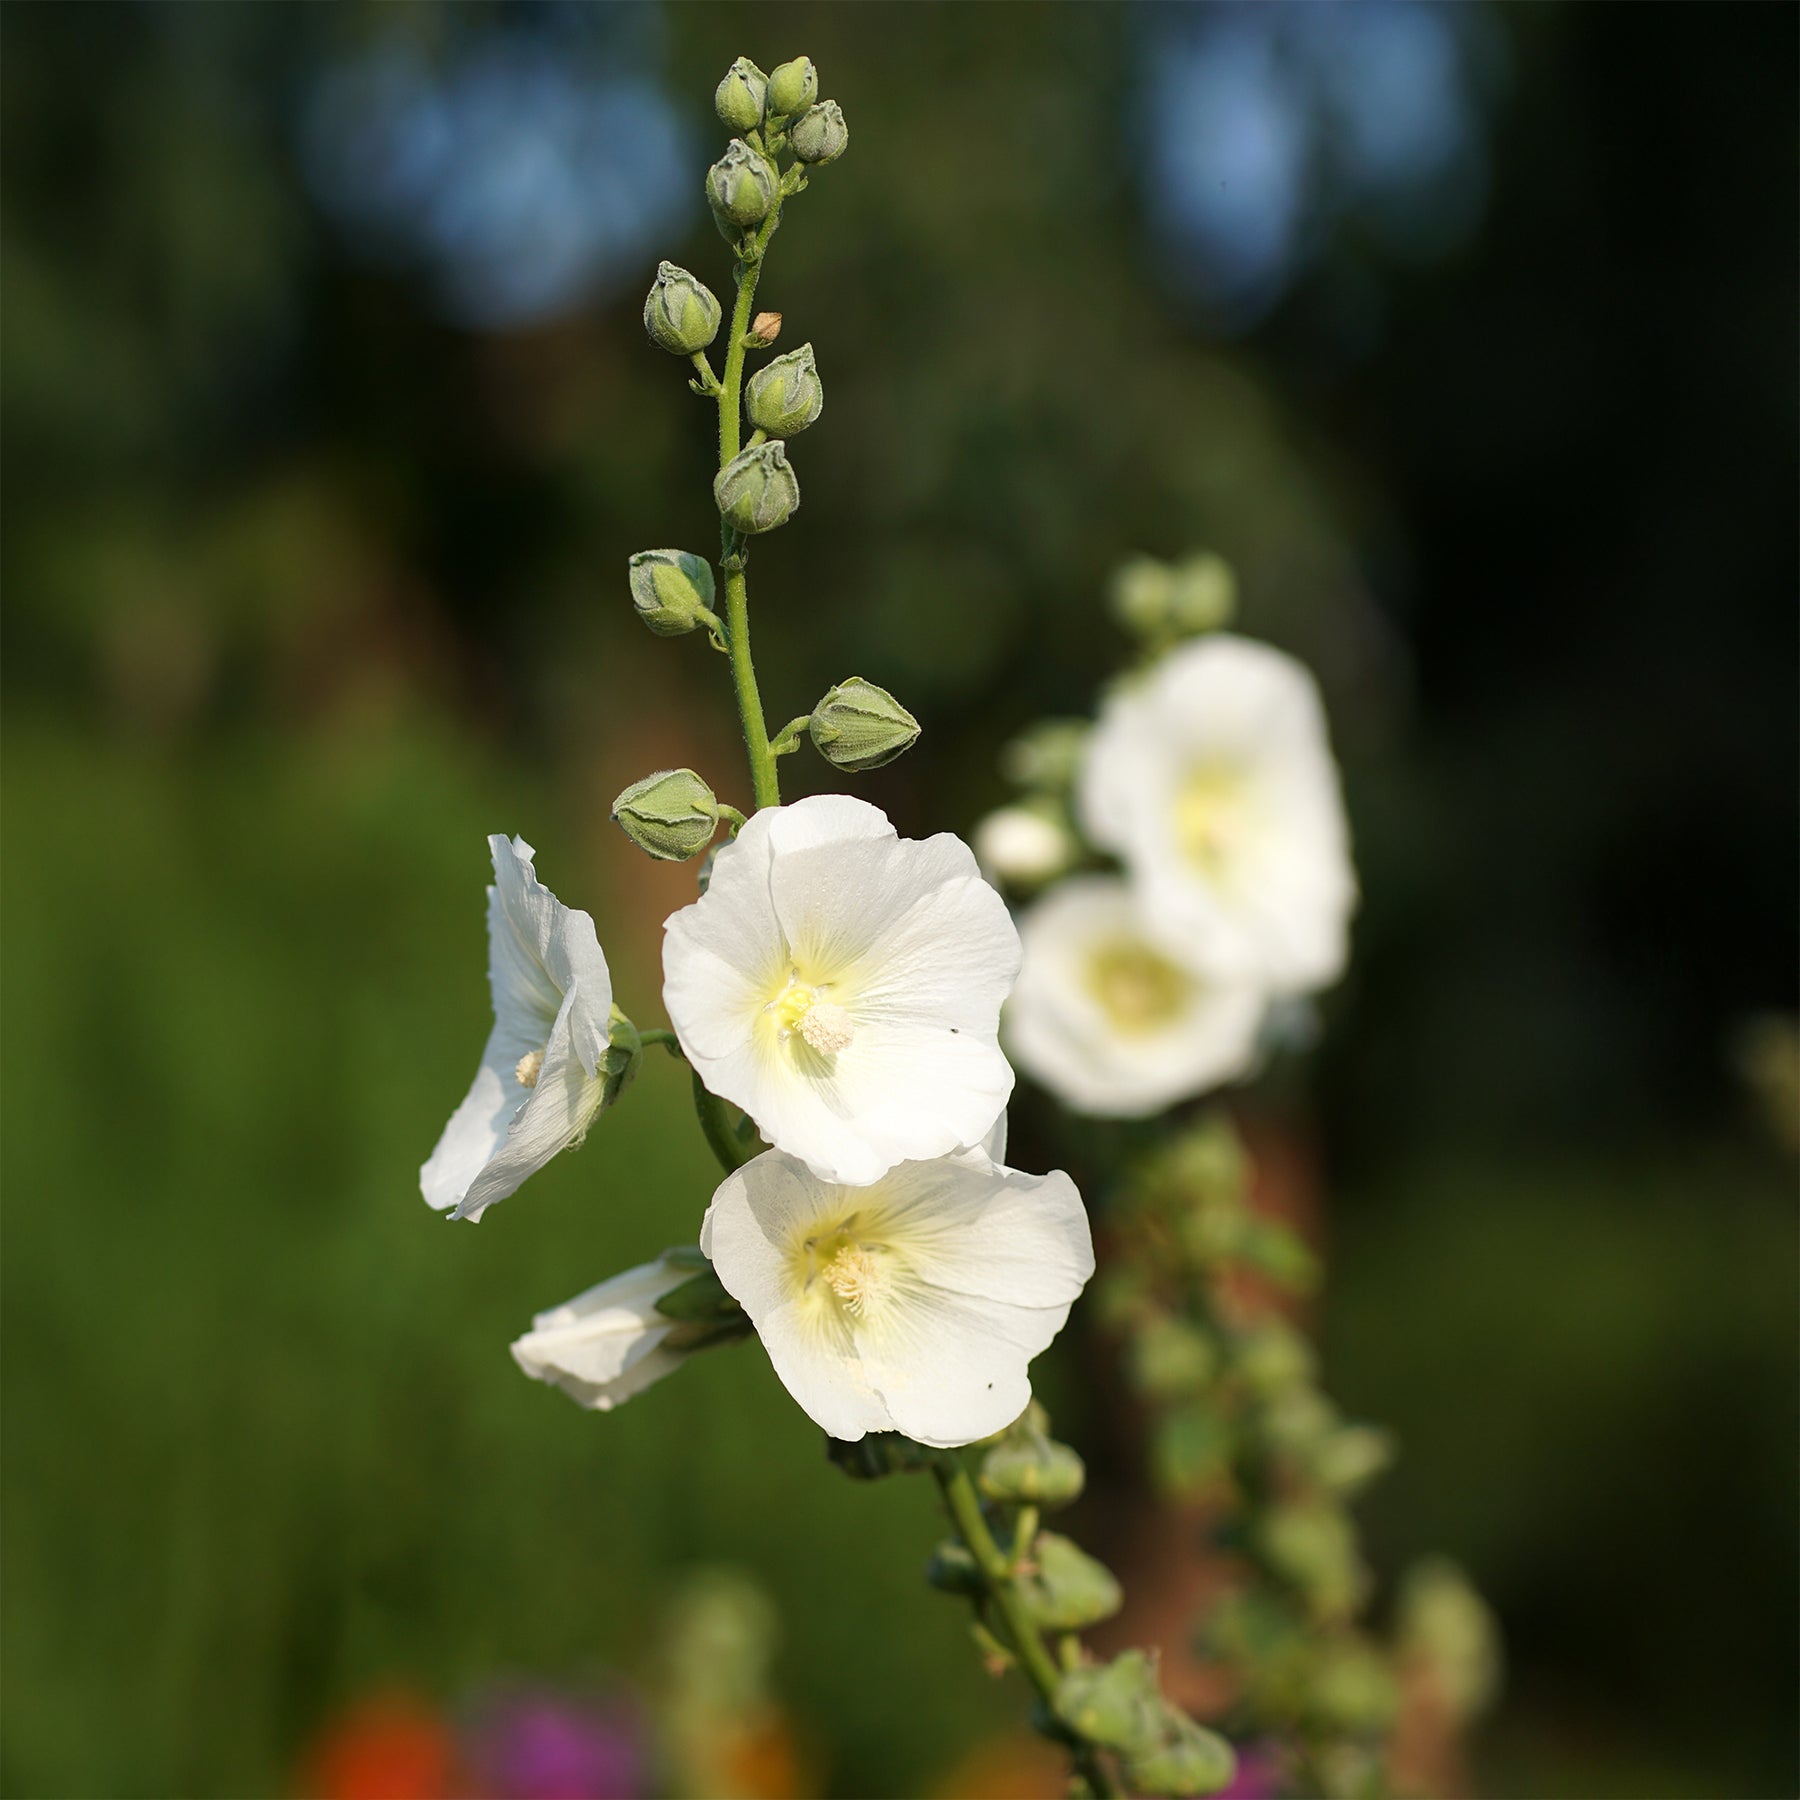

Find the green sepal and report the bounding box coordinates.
[925,1538,985,1596]
[826,1431,931,1482]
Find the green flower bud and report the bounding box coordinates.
[706,139,778,229]
[1257,1500,1367,1621]
[808,676,919,771]
[1305,1642,1401,1736]
[642,261,721,356]
[1123,1713,1238,1798]
[827,1432,931,1481]
[1127,1316,1218,1401]
[789,99,848,165]
[714,440,799,534]
[611,768,721,862]
[764,55,818,117]
[1110,555,1174,638]
[1168,551,1237,634]
[628,548,716,636]
[745,342,824,437]
[1150,1402,1233,1499]
[1056,1649,1162,1750]
[1017,1532,1122,1631]
[978,1422,1086,1509]
[714,56,767,132]
[1396,1557,1503,1726]
[999,717,1089,790]
[1312,1423,1396,1497]
[1232,1318,1316,1398]
[653,1261,737,1323]
[925,1539,984,1597]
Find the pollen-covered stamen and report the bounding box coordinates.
[768,974,855,1055]
[820,1240,889,1315]
[514,1047,546,1089]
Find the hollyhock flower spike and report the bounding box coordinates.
[662,794,1020,1186]
[1078,634,1356,993]
[421,835,616,1222]
[701,1144,1094,1447]
[1007,874,1267,1117]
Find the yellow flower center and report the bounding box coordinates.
[1085,939,1192,1036]
[768,974,855,1055]
[1174,761,1247,877]
[514,1047,546,1088]
[796,1217,896,1318]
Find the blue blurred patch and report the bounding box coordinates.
[1140,0,1505,330]
[301,17,692,332]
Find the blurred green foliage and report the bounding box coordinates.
[2,4,1794,1798]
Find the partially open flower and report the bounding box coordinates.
[663,795,1019,1185]
[512,1255,700,1411]
[701,1145,1094,1446]
[421,836,615,1222]
[1005,875,1266,1117]
[1077,635,1355,992]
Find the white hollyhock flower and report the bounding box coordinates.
[421,835,615,1223]
[701,1146,1094,1447]
[1077,634,1355,992]
[511,1255,697,1411]
[662,795,1020,1186]
[1006,875,1267,1118]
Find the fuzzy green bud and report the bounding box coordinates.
[1128,1316,1219,1401]
[999,717,1089,790]
[628,549,715,636]
[611,768,721,863]
[642,261,721,356]
[789,99,848,165]
[1257,1500,1367,1621]
[978,1424,1086,1509]
[1123,1713,1238,1798]
[1017,1533,1123,1632]
[1396,1557,1503,1725]
[714,440,799,534]
[1056,1650,1162,1750]
[714,56,767,132]
[764,55,818,117]
[1110,556,1175,638]
[706,139,778,229]
[745,342,824,437]
[925,1539,984,1597]
[1306,1642,1401,1736]
[808,676,919,771]
[1169,551,1238,634]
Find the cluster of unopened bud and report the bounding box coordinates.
[611,768,724,862]
[705,55,848,243]
[1057,1649,1238,1797]
[1109,551,1238,644]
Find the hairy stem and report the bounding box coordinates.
[716,234,782,812]
[692,1068,757,1173]
[931,1454,1122,1798]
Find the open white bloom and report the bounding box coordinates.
[1006,875,1267,1117]
[1077,634,1355,992]
[511,1255,696,1411]
[701,1146,1094,1447]
[663,795,1020,1186]
[421,835,614,1223]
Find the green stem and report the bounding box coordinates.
[716,223,784,812]
[637,1028,685,1059]
[931,1455,1122,1798]
[692,1068,757,1173]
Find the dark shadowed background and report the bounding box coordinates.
[3,4,1795,1797]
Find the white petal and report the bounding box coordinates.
[451,992,608,1222]
[1005,876,1268,1117]
[420,1018,540,1213]
[856,1286,1067,1449]
[868,1156,1095,1310]
[510,1258,690,1411]
[488,834,614,1077]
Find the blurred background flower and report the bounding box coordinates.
[2,4,1793,1797]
